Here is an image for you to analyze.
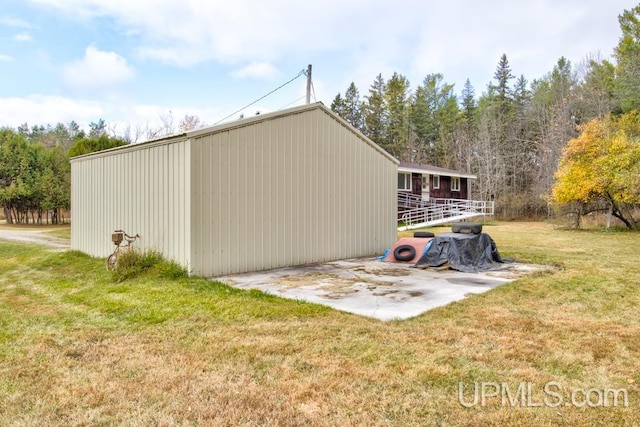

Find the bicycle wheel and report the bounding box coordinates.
[106,253,118,270]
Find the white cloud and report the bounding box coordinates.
[0,95,103,128]
[0,93,223,135]
[0,54,14,61]
[17,0,640,125]
[29,0,397,66]
[12,32,32,42]
[61,45,135,90]
[0,16,36,29]
[29,0,634,90]
[230,62,279,79]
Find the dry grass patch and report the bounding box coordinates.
[0,222,639,425]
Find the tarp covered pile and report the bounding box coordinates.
[383,230,511,273]
[414,232,507,273]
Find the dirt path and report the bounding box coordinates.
[0,226,70,250]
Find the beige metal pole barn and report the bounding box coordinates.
[71,103,398,276]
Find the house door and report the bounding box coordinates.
[421,174,430,200]
[411,174,422,197]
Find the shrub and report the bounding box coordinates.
[157,260,188,280]
[111,250,164,282]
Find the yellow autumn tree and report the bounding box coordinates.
[552,111,640,229]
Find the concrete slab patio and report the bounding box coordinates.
[215,259,547,321]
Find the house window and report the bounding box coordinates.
[432,175,440,189]
[397,172,411,190]
[451,177,461,191]
[422,174,428,190]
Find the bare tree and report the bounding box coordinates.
[179,114,206,132]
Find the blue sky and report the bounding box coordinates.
[0,0,637,137]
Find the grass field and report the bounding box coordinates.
[0,222,638,426]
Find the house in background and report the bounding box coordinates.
[397,162,476,201]
[396,162,494,230]
[71,103,398,276]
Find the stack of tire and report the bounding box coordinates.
[451,222,482,234]
[393,231,434,262]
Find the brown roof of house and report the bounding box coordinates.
[398,162,477,179]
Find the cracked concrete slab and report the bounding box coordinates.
[215,259,550,321]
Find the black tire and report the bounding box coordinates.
[451,222,482,234]
[413,231,435,238]
[393,244,416,262]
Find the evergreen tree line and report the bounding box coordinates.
[330,5,640,219]
[0,121,127,224]
[0,112,205,224]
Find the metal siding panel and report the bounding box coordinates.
[219,132,230,274]
[177,143,183,263]
[221,131,232,273]
[199,138,207,272]
[210,136,219,272]
[191,135,206,275]
[183,139,191,269]
[167,144,175,261]
[235,126,248,273]
[297,116,305,261]
[177,143,184,264]
[230,128,242,273]
[356,139,363,253]
[242,127,252,272]
[346,121,355,258]
[315,112,334,261]
[271,119,281,268]
[290,117,298,264]
[283,117,294,266]
[334,119,343,259]
[257,126,267,270]
[311,113,321,261]
[71,139,192,267]
[189,142,197,272]
[282,118,291,266]
[300,114,309,264]
[324,117,332,258]
[268,120,279,269]
[174,144,181,263]
[349,122,357,256]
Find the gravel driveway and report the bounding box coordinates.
[0,226,70,250]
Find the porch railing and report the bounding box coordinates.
[398,196,495,230]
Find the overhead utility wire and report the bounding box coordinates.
[310,80,317,102]
[214,68,307,125]
[278,95,307,110]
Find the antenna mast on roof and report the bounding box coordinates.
[305,64,312,104]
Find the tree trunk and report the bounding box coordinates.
[3,206,12,224]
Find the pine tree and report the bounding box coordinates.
[343,82,364,131]
[492,53,515,103]
[383,72,410,159]
[330,93,345,117]
[363,74,387,148]
[409,73,457,165]
[614,5,640,112]
[460,79,476,123]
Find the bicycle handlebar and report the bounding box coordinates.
[114,230,140,240]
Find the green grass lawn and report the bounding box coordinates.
[0,222,638,426]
